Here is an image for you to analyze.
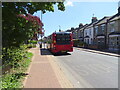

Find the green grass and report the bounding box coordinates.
[2,52,33,89]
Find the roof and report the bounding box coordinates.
[108,13,120,22]
[79,24,88,31]
[66,30,72,32]
[84,36,90,38]
[85,21,98,29]
[95,16,111,25]
[109,32,120,35]
[96,34,105,36]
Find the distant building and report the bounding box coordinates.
[84,17,98,45]
[77,23,84,40]
[78,24,88,41]
[72,28,78,39]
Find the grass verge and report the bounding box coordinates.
[2,52,33,89]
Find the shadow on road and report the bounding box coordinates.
[40,48,71,56]
[40,48,52,55]
[53,52,71,56]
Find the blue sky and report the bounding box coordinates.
[33,2,119,37]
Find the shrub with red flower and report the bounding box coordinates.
[18,14,44,40]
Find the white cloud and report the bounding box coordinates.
[65,0,74,7]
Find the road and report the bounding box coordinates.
[52,47,118,88]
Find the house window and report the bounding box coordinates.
[95,26,98,35]
[117,37,118,40]
[87,39,89,44]
[110,28,115,32]
[89,29,91,35]
[101,24,105,33]
[91,38,93,44]
[117,37,120,45]
[117,41,119,45]
[109,21,115,32]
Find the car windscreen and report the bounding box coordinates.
[56,34,71,45]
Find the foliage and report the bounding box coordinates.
[73,39,87,47]
[2,2,65,48]
[2,73,22,88]
[27,44,36,48]
[28,40,37,44]
[2,16,35,47]
[2,52,33,88]
[73,39,80,47]
[2,46,27,68]
[47,40,52,44]
[21,52,33,68]
[77,41,87,47]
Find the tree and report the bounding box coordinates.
[18,14,44,41]
[2,2,65,48]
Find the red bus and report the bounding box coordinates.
[47,32,73,54]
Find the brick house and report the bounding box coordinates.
[93,17,111,49]
[107,12,120,52]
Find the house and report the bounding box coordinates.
[72,28,78,39]
[77,24,88,41]
[84,17,98,45]
[93,16,111,49]
[76,23,84,40]
[107,8,120,52]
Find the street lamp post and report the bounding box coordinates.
[59,25,61,32]
[40,11,43,48]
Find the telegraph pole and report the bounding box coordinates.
[40,11,43,48]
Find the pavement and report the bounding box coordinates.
[23,44,73,88]
[77,47,120,57]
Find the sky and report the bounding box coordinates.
[33,1,119,37]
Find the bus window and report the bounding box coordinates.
[56,34,71,45]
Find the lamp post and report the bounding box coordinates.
[59,25,61,32]
[39,11,43,48]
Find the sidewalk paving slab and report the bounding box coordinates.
[23,47,61,88]
[23,45,73,88]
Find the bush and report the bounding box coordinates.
[77,41,87,47]
[47,40,52,44]
[73,39,88,47]
[28,40,37,44]
[2,52,33,88]
[2,73,22,88]
[2,46,27,69]
[27,44,36,48]
[73,39,80,47]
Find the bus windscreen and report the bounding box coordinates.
[56,34,71,45]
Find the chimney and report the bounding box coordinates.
[91,17,98,23]
[118,7,120,13]
[59,29,61,32]
[71,27,74,30]
[79,23,83,28]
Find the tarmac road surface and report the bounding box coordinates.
[52,47,118,88]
